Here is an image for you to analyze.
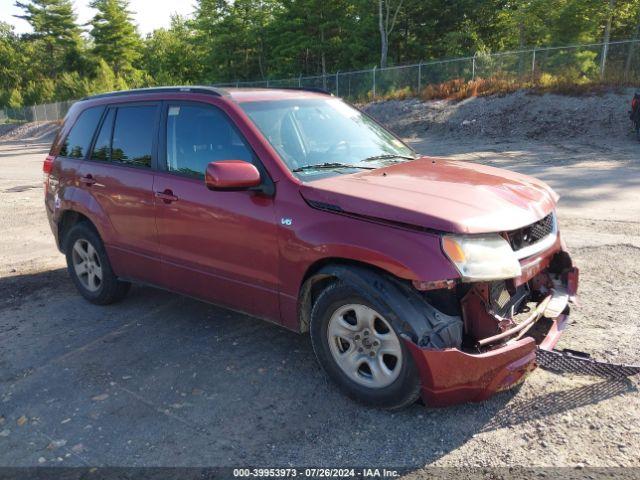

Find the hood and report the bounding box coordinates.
[299,157,558,234]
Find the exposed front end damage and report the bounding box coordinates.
[405,229,581,407]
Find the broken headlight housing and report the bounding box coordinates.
[441,234,522,282]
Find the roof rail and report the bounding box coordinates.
[81,86,228,101]
[263,86,333,96]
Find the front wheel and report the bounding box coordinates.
[310,282,420,409]
[64,223,130,305]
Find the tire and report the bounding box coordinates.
[310,281,421,410]
[64,222,130,305]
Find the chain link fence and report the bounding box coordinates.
[0,99,75,125]
[218,39,640,98]
[2,39,639,124]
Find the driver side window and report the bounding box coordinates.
[166,104,254,178]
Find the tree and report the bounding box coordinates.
[7,88,24,109]
[192,0,282,82]
[88,58,118,93]
[268,0,357,77]
[601,0,617,78]
[498,1,554,48]
[143,15,202,85]
[6,0,640,109]
[88,0,142,77]
[0,22,22,99]
[14,0,82,77]
[192,0,237,81]
[55,71,91,100]
[624,2,640,77]
[378,0,404,67]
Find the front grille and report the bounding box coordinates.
[508,213,554,251]
[537,348,640,379]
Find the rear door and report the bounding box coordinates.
[153,100,280,321]
[46,105,105,223]
[75,102,161,283]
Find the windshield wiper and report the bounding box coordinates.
[361,154,417,163]
[292,162,376,173]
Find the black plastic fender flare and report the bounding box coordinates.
[304,264,462,349]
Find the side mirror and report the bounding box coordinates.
[205,160,262,191]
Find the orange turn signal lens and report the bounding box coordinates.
[442,237,466,263]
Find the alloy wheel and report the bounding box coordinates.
[71,238,103,292]
[326,304,403,388]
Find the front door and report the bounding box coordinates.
[153,101,280,321]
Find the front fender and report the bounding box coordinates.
[279,209,459,300]
[275,192,460,331]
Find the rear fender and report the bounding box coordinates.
[55,186,114,246]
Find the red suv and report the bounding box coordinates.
[44,87,578,409]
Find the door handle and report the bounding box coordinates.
[79,175,96,186]
[155,189,178,204]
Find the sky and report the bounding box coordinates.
[0,0,195,36]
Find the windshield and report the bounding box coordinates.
[240,98,417,178]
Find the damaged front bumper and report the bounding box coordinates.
[405,244,581,407]
[404,315,568,407]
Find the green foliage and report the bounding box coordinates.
[143,15,202,85]
[267,0,359,76]
[14,0,82,77]
[192,0,281,81]
[88,0,142,76]
[22,77,56,105]
[55,71,91,100]
[7,89,24,109]
[2,0,640,109]
[0,22,22,94]
[90,58,118,93]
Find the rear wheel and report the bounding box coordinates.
[64,223,130,305]
[310,282,420,409]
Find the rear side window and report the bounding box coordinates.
[90,104,157,168]
[92,108,114,161]
[59,106,104,158]
[166,104,254,178]
[112,106,156,168]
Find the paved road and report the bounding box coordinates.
[0,132,638,470]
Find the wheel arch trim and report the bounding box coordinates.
[298,261,463,350]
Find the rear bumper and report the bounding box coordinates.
[404,313,568,407]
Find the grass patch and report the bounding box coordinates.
[373,71,638,103]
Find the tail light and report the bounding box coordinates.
[43,154,54,194]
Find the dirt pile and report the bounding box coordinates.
[363,88,639,144]
[2,89,638,147]
[0,121,59,144]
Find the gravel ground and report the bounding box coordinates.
[0,92,639,473]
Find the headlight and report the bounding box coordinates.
[441,234,522,282]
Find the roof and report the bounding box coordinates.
[81,86,227,101]
[81,86,331,103]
